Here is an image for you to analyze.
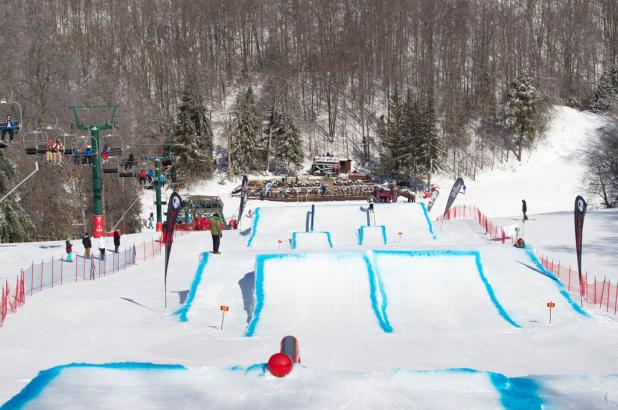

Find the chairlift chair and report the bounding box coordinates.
[102,157,119,174]
[101,131,123,158]
[0,98,22,147]
[23,130,48,155]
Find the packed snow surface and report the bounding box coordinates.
[1,106,617,409]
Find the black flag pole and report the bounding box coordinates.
[574,195,587,307]
[440,178,465,232]
[164,192,183,308]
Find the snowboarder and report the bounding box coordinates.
[98,236,107,261]
[113,230,121,253]
[522,199,528,221]
[210,213,222,254]
[82,233,92,258]
[147,212,154,229]
[65,239,73,262]
[368,194,374,212]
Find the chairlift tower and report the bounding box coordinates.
[69,105,118,238]
[139,144,172,227]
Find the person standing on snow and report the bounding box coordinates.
[148,212,154,229]
[210,212,223,254]
[113,230,121,253]
[82,233,92,258]
[65,238,73,262]
[522,199,528,221]
[98,236,107,261]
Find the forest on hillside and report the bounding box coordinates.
[0,0,616,240]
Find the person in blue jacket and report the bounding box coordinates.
[1,114,18,143]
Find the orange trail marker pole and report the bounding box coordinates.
[220,305,229,331]
[547,301,555,324]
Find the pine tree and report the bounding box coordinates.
[169,85,214,181]
[230,87,261,175]
[380,93,404,176]
[417,96,444,185]
[265,109,304,172]
[590,65,618,113]
[399,94,422,176]
[0,154,34,242]
[504,72,544,161]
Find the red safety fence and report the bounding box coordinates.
[440,204,617,315]
[537,253,618,315]
[0,232,195,328]
[440,204,512,244]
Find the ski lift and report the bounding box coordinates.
[102,157,119,174]
[0,98,22,147]
[137,143,172,163]
[70,135,95,165]
[23,130,49,155]
[101,130,123,158]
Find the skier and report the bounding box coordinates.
[368,194,374,212]
[147,212,154,229]
[210,212,222,254]
[98,235,107,261]
[514,237,526,248]
[147,169,155,184]
[65,238,73,262]
[124,153,135,171]
[522,199,528,221]
[113,230,121,253]
[101,144,110,163]
[82,233,92,258]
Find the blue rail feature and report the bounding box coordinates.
[246,207,261,247]
[173,252,210,322]
[419,202,436,239]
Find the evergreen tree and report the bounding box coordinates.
[0,154,34,242]
[590,65,618,113]
[265,108,304,172]
[230,87,261,175]
[417,96,444,184]
[399,94,422,176]
[504,72,544,161]
[380,93,404,176]
[169,85,214,181]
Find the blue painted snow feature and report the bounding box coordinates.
[358,225,387,245]
[245,253,388,336]
[488,372,543,410]
[246,207,262,247]
[1,362,187,410]
[226,363,268,375]
[394,368,544,409]
[362,254,393,332]
[524,247,588,317]
[419,202,436,239]
[173,252,210,322]
[372,250,521,328]
[291,231,333,249]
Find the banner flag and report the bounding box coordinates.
[574,195,587,298]
[442,178,465,217]
[238,175,249,225]
[164,192,182,307]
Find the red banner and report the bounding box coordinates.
[93,215,105,238]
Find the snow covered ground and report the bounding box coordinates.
[1,106,617,409]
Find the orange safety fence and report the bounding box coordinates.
[440,204,617,315]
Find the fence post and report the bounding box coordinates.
[568,266,571,291]
[614,282,618,314]
[600,276,606,308]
